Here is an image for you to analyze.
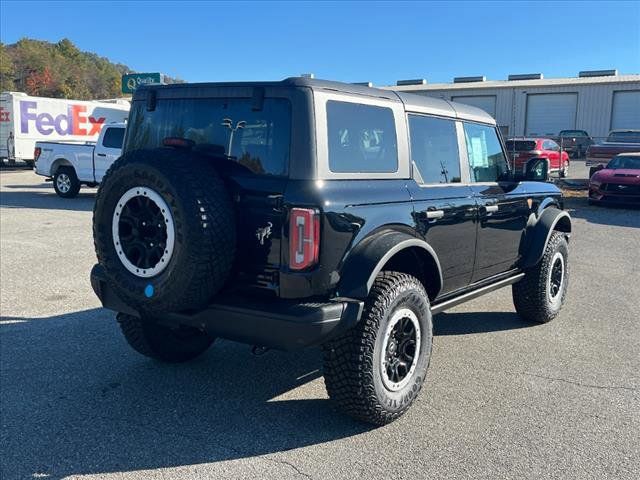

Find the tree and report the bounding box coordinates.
[1,38,183,99]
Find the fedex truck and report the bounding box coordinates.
[0,92,130,166]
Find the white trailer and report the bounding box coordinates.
[0,92,129,166]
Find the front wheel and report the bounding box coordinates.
[53,166,81,198]
[117,313,214,362]
[323,271,433,425]
[512,231,569,324]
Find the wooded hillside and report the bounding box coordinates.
[0,38,182,99]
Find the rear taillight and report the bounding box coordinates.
[34,147,41,161]
[289,208,320,271]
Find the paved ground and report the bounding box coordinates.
[1,170,638,480]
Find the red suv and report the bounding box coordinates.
[505,138,570,177]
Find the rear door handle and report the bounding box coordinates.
[426,210,444,220]
[96,153,106,157]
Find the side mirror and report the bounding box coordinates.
[525,157,549,182]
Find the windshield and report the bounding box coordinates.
[607,156,640,170]
[559,130,586,137]
[125,98,291,176]
[505,140,536,152]
[606,131,640,143]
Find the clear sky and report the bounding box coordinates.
[1,0,639,86]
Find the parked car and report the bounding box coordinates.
[550,130,593,158]
[90,78,571,426]
[588,152,640,205]
[505,137,570,177]
[0,91,129,166]
[34,123,125,197]
[586,129,640,177]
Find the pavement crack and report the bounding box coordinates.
[261,456,312,479]
[483,368,637,392]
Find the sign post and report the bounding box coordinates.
[121,73,164,94]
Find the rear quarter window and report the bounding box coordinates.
[102,127,125,149]
[326,101,398,173]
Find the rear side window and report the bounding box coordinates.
[326,101,398,173]
[408,114,461,183]
[102,127,125,149]
[463,123,510,182]
[125,98,291,176]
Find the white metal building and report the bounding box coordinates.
[386,72,640,139]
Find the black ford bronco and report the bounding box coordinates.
[91,78,571,425]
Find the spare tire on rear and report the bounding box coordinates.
[93,148,236,313]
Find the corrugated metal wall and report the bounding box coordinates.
[409,82,640,138]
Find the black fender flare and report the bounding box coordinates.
[336,230,443,300]
[522,207,572,269]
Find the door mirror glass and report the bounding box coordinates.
[525,157,549,182]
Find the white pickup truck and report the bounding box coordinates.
[34,123,126,198]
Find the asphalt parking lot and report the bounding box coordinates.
[1,169,638,480]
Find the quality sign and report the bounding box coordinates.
[122,73,164,94]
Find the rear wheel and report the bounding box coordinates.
[117,313,214,362]
[323,271,433,425]
[512,231,569,324]
[53,166,81,198]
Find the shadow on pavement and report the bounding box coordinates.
[564,197,640,228]
[0,308,371,479]
[0,188,95,211]
[433,311,532,335]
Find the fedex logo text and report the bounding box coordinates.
[20,101,106,136]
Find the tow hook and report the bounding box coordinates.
[251,345,270,356]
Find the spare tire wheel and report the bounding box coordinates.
[93,148,236,313]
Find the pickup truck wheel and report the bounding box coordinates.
[53,167,81,198]
[93,148,236,313]
[117,313,214,362]
[323,271,433,425]
[512,231,569,324]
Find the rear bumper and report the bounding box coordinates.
[90,265,364,350]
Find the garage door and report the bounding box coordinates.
[611,91,640,130]
[525,93,577,136]
[451,95,496,117]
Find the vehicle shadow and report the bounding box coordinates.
[564,197,640,228]
[0,188,96,211]
[433,311,532,335]
[0,308,371,479]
